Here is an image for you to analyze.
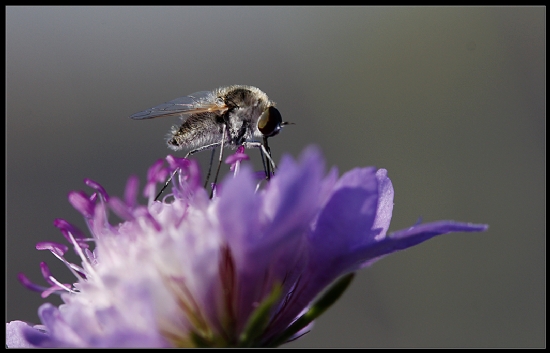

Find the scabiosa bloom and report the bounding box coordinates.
[6,146,488,348]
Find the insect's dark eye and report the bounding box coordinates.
[258,106,282,137]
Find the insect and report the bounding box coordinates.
[129,85,291,200]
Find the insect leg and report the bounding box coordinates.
[204,147,217,189]
[154,142,222,201]
[210,125,227,198]
[258,146,269,179]
[155,169,178,201]
[263,136,273,180]
[242,141,276,173]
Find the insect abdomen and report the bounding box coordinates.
[167,113,223,151]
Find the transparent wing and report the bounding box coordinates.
[129,91,227,120]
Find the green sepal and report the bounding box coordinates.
[238,283,283,347]
[266,272,355,347]
[189,330,213,348]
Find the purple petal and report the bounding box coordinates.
[172,158,202,197]
[356,220,489,268]
[53,219,85,240]
[146,158,167,183]
[216,166,260,249]
[215,166,264,326]
[109,197,135,221]
[84,178,109,202]
[372,169,394,240]
[225,150,249,165]
[36,242,68,256]
[316,166,339,210]
[17,273,46,293]
[389,220,489,242]
[124,175,139,208]
[35,303,85,347]
[166,154,190,171]
[310,167,379,258]
[68,191,94,218]
[39,262,55,284]
[264,146,325,235]
[6,321,43,348]
[268,167,389,333]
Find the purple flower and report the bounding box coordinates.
[6,146,488,348]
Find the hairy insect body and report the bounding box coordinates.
[168,112,222,150]
[130,85,289,200]
[167,86,272,151]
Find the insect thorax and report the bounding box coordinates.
[166,86,272,152]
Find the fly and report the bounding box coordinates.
[129,85,291,200]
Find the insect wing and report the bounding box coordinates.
[129,91,225,120]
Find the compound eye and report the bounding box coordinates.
[258,106,282,137]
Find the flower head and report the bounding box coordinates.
[6,146,488,348]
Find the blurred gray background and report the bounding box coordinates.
[6,6,544,348]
